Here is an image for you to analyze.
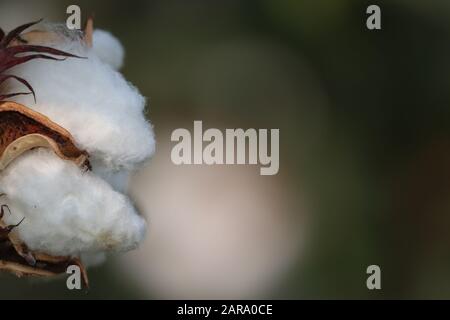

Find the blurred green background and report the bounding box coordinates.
[2,0,450,299]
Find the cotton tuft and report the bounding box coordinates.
[93,29,125,70]
[1,149,146,257]
[0,24,154,263]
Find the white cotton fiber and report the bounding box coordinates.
[0,24,154,261]
[93,29,125,70]
[9,25,155,171]
[1,149,146,257]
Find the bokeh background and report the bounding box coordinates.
[1,0,450,299]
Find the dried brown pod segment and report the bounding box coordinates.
[0,216,89,287]
[8,30,63,47]
[0,258,88,287]
[83,16,94,48]
[0,101,90,170]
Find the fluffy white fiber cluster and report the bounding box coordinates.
[0,24,155,264]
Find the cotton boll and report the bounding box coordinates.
[0,24,152,266]
[0,149,147,257]
[93,29,125,70]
